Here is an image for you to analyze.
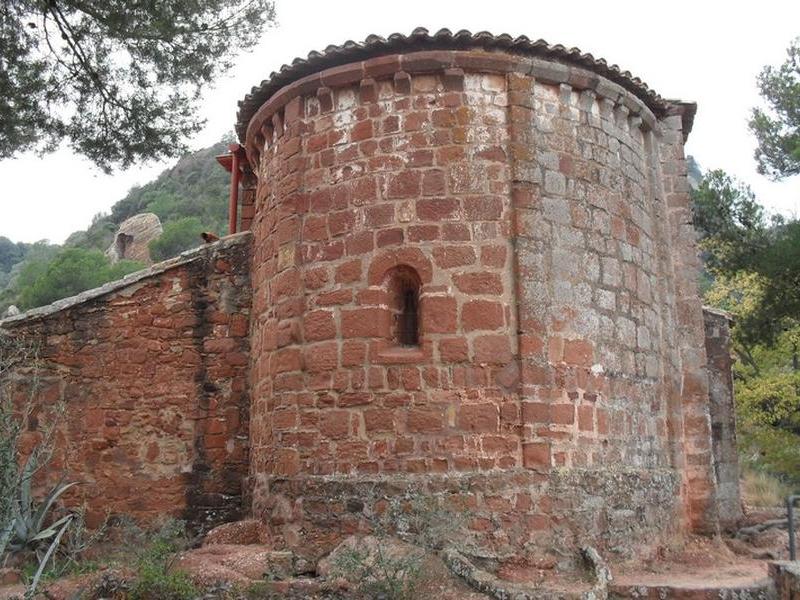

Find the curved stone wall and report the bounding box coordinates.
[243,42,714,567]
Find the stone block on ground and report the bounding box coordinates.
[203,519,271,546]
[177,544,276,586]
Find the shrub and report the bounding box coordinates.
[330,491,465,600]
[332,538,423,600]
[739,425,800,487]
[127,519,198,600]
[741,464,793,507]
[15,248,143,309]
[148,217,206,262]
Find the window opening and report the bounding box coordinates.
[385,265,421,348]
[398,287,419,346]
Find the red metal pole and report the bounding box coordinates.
[228,147,241,235]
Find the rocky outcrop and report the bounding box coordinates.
[105,212,162,264]
[1,305,19,318]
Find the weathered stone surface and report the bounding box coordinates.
[0,568,20,585]
[105,212,163,264]
[203,519,270,546]
[0,33,740,580]
[770,561,800,599]
[1,305,19,318]
[1,233,252,530]
[317,535,423,578]
[704,307,743,530]
[177,544,275,585]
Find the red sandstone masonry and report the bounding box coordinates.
[0,33,726,571]
[243,45,712,564]
[0,235,253,529]
[248,70,520,488]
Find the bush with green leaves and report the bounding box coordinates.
[148,217,207,262]
[14,247,143,310]
[332,539,424,600]
[330,492,465,600]
[126,519,199,600]
[1,139,233,312]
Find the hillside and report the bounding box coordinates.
[65,139,232,252]
[2,149,700,314]
[0,138,233,313]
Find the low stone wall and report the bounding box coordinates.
[0,233,253,530]
[703,307,742,529]
[770,561,800,600]
[258,467,681,569]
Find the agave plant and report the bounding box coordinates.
[0,453,76,597]
[2,455,76,559]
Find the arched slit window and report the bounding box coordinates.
[398,287,419,346]
[386,265,421,348]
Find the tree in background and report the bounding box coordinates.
[692,170,798,347]
[750,37,800,179]
[148,217,206,262]
[695,36,800,481]
[15,248,142,309]
[1,140,231,312]
[693,168,800,483]
[0,1,275,172]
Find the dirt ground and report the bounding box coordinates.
[612,535,770,588]
[1,502,796,599]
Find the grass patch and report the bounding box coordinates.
[741,465,793,507]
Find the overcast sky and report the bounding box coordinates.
[1,0,798,244]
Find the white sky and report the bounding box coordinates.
[1,0,798,244]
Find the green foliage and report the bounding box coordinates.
[330,493,464,600]
[148,217,206,262]
[117,139,232,226]
[749,37,800,179]
[0,237,29,274]
[127,519,198,600]
[0,336,79,598]
[14,248,143,310]
[4,472,76,558]
[64,216,117,254]
[1,139,232,310]
[692,169,764,239]
[693,170,798,346]
[0,1,276,171]
[70,139,231,255]
[733,328,800,430]
[129,558,198,600]
[333,541,424,600]
[739,425,800,487]
[694,164,800,485]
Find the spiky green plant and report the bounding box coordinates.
[4,462,76,559]
[0,333,75,598]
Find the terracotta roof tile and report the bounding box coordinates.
[235,27,694,141]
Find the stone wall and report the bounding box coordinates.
[0,234,253,530]
[243,46,706,566]
[0,30,740,573]
[249,70,519,484]
[704,307,742,528]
